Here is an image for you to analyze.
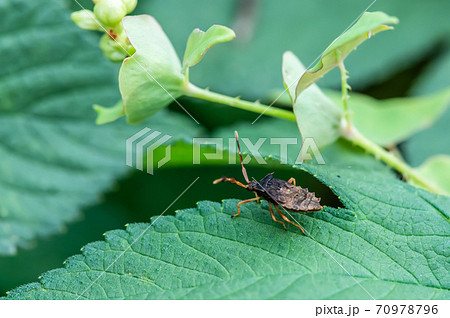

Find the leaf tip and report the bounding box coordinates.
[93,101,125,125]
[182,24,236,71]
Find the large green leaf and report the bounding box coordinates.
[4,191,448,299]
[5,120,449,299]
[0,0,200,255]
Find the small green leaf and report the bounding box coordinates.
[119,15,184,123]
[182,25,235,74]
[325,88,450,146]
[413,155,450,196]
[282,51,342,149]
[93,100,125,124]
[295,11,399,99]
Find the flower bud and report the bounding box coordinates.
[94,0,127,28]
[121,0,138,13]
[71,10,102,31]
[99,34,128,62]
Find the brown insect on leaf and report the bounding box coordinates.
[213,131,323,234]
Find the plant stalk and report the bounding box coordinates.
[183,83,439,194]
[184,83,296,121]
[338,61,352,131]
[335,56,440,194]
[343,125,441,194]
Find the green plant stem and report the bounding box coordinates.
[338,61,351,128]
[344,126,441,194]
[184,83,296,121]
[185,83,438,194]
[335,56,440,194]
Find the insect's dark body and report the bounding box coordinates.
[214,131,323,234]
[247,173,322,212]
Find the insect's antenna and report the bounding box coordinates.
[235,130,250,183]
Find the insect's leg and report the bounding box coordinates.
[268,202,286,231]
[232,197,260,218]
[213,177,247,188]
[274,205,306,235]
[287,177,296,186]
[254,192,260,204]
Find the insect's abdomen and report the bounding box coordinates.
[265,178,322,212]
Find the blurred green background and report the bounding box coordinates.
[0,0,449,294]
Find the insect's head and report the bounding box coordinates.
[246,180,260,192]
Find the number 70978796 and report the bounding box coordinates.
[375,304,438,315]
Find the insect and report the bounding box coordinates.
[213,131,323,234]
